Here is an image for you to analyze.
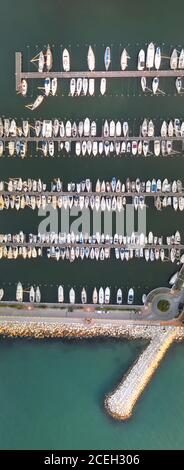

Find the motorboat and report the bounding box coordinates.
[146,42,155,68]
[132,140,138,155]
[152,77,159,94]
[109,120,115,137]
[120,49,128,70]
[70,78,76,96]
[53,119,60,137]
[48,141,54,156]
[99,287,104,304]
[161,120,167,137]
[148,119,154,137]
[23,120,29,137]
[82,78,88,95]
[100,78,106,95]
[116,288,122,304]
[127,287,134,304]
[137,49,145,70]
[103,120,109,137]
[175,77,182,94]
[123,121,129,137]
[62,48,70,71]
[116,121,121,137]
[141,76,146,92]
[38,51,45,72]
[104,46,111,70]
[154,140,160,156]
[16,282,23,302]
[168,120,174,137]
[105,287,110,304]
[89,78,95,96]
[81,287,87,304]
[154,47,161,70]
[84,118,90,137]
[35,286,41,303]
[44,77,51,96]
[170,49,178,70]
[92,287,98,304]
[141,118,148,137]
[20,79,27,96]
[29,286,35,303]
[51,78,57,96]
[69,287,75,304]
[87,45,95,71]
[178,49,184,69]
[76,78,82,96]
[65,120,72,137]
[46,45,53,71]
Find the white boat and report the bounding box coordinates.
[105,287,110,304]
[100,78,106,95]
[132,140,138,155]
[161,120,167,137]
[109,120,115,137]
[170,49,178,70]
[44,77,51,96]
[23,120,29,137]
[152,77,159,94]
[168,120,174,137]
[0,288,4,301]
[89,78,95,96]
[76,78,82,96]
[16,282,23,302]
[120,49,128,70]
[154,140,160,156]
[142,294,147,304]
[65,120,72,137]
[38,51,45,72]
[141,76,147,92]
[141,118,148,137]
[92,287,98,304]
[49,141,54,156]
[46,45,53,71]
[154,47,161,70]
[82,78,88,95]
[69,288,75,304]
[175,77,182,93]
[99,287,104,304]
[148,119,154,137]
[70,78,76,96]
[87,46,95,71]
[169,272,178,285]
[28,95,44,111]
[178,49,184,69]
[58,285,64,302]
[116,288,122,304]
[104,46,111,70]
[51,78,57,96]
[103,119,109,137]
[29,286,35,303]
[146,42,155,68]
[62,48,70,71]
[81,287,87,304]
[20,79,27,96]
[137,49,145,70]
[123,121,129,137]
[36,286,41,303]
[127,287,134,304]
[84,118,90,136]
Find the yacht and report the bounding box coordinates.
[46,45,53,71]
[51,78,57,96]
[175,77,182,94]
[87,46,95,71]
[120,49,128,70]
[146,42,155,68]
[152,77,159,94]
[69,288,75,304]
[170,49,178,69]
[100,78,106,95]
[16,282,23,302]
[127,287,134,304]
[70,78,76,96]
[99,287,104,304]
[38,51,45,72]
[137,49,145,70]
[105,287,110,304]
[20,79,28,96]
[92,287,98,304]
[104,46,111,70]
[62,48,70,71]
[29,286,35,303]
[154,47,161,70]
[44,77,51,96]
[36,286,41,303]
[116,288,122,304]
[81,287,87,304]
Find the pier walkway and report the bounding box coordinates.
[0,190,183,197]
[105,327,177,420]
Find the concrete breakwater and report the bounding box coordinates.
[105,327,177,420]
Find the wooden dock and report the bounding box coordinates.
[1,135,184,143]
[0,190,183,198]
[15,51,184,91]
[0,241,183,250]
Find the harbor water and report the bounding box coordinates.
[0,0,184,449]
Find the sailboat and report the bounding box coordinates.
[99,287,104,304]
[20,79,28,96]
[105,287,110,304]
[137,49,145,70]
[154,47,161,70]
[87,46,95,71]
[146,42,155,68]
[100,78,106,95]
[152,77,159,94]
[36,286,41,303]
[62,48,70,71]
[104,46,111,70]
[16,282,23,302]
[46,45,53,71]
[0,288,4,301]
[92,287,98,304]
[141,76,147,92]
[70,78,76,96]
[44,77,51,96]
[29,286,35,302]
[170,49,178,70]
[51,78,57,96]
[120,49,128,70]
[38,51,45,72]
[26,95,44,110]
[178,49,184,69]
[175,77,182,94]
[69,287,75,304]
[58,285,64,302]
[81,287,87,304]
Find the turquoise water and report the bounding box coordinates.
[1,0,184,449]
